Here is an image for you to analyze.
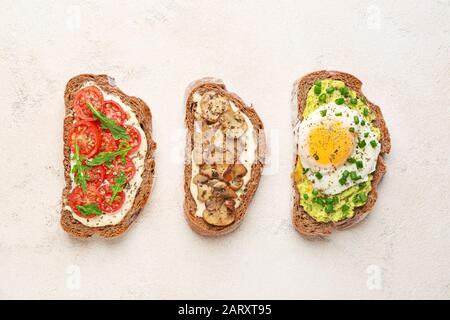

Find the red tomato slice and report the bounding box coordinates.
[69,121,102,158]
[124,125,142,154]
[68,185,104,218]
[103,100,128,125]
[99,131,118,153]
[73,86,104,121]
[105,156,136,184]
[98,186,126,214]
[84,164,106,188]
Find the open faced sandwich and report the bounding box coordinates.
[292,71,391,237]
[61,74,156,238]
[184,78,265,236]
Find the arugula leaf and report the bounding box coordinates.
[86,102,129,141]
[71,142,90,192]
[86,141,132,166]
[110,172,127,204]
[76,203,103,217]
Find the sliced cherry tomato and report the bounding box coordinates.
[105,156,136,184]
[99,131,118,153]
[73,86,104,121]
[83,164,106,188]
[98,186,126,214]
[124,125,142,154]
[103,100,128,125]
[68,185,104,218]
[69,121,102,158]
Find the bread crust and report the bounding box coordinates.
[60,74,157,238]
[292,70,391,238]
[184,78,265,236]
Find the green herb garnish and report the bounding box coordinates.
[370,140,378,148]
[349,127,355,133]
[324,204,334,214]
[339,86,349,97]
[110,172,127,204]
[319,94,327,103]
[314,85,321,95]
[356,160,364,169]
[363,107,369,117]
[326,87,335,94]
[71,142,89,192]
[315,172,323,180]
[358,140,367,148]
[76,203,103,217]
[350,97,357,105]
[335,97,345,105]
[303,194,309,200]
[354,116,360,125]
[86,102,129,141]
[335,112,342,116]
[86,141,132,166]
[320,109,327,117]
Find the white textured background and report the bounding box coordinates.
[0,0,449,300]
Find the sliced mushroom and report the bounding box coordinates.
[224,199,236,210]
[223,163,248,182]
[203,204,235,227]
[200,92,230,123]
[229,178,244,191]
[197,183,213,202]
[200,164,231,180]
[205,196,225,212]
[192,174,208,185]
[212,182,237,200]
[220,109,248,139]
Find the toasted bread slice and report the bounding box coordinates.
[184,78,265,236]
[61,74,157,238]
[292,70,391,237]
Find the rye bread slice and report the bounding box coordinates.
[292,70,391,238]
[184,78,265,236]
[60,74,157,238]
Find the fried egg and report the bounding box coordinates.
[296,103,381,195]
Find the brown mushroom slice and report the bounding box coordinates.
[229,178,244,191]
[200,164,230,180]
[211,181,238,199]
[192,174,209,185]
[200,91,230,123]
[223,163,248,182]
[220,109,248,139]
[197,183,213,202]
[205,196,225,212]
[203,205,235,227]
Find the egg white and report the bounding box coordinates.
[296,103,381,195]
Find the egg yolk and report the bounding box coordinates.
[308,121,354,167]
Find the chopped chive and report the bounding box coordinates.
[314,85,321,95]
[314,80,322,87]
[312,189,319,196]
[315,172,323,180]
[361,120,366,126]
[335,112,343,116]
[326,87,335,94]
[303,168,309,174]
[320,109,327,116]
[339,177,347,185]
[335,97,345,105]
[325,204,334,214]
[349,127,355,133]
[342,204,350,213]
[370,140,378,148]
[332,196,338,204]
[303,194,309,200]
[340,86,349,97]
[363,107,369,116]
[347,157,356,164]
[358,140,367,148]
[325,197,334,205]
[343,170,350,178]
[359,193,368,202]
[350,97,357,105]
[358,182,367,189]
[315,197,325,205]
[361,97,367,105]
[364,132,369,138]
[319,93,327,103]
[353,116,360,125]
[356,160,364,169]
[350,171,361,181]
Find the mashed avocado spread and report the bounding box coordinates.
[295,79,379,223]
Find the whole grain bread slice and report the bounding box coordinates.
[184,78,265,236]
[60,74,157,238]
[292,70,391,238]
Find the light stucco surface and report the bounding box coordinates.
[0,0,449,299]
